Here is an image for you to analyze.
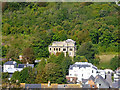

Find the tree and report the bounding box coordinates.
[23,48,35,64]
[10,71,20,83]
[74,55,88,62]
[110,56,120,70]
[2,72,9,84]
[11,67,36,84]
[36,63,64,84]
[76,42,98,63]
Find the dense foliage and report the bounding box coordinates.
[2,2,119,84]
[110,56,120,70]
[2,2,119,59]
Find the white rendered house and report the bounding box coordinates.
[66,62,98,83]
[3,61,34,73]
[3,61,23,73]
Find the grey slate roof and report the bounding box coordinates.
[4,61,16,65]
[26,64,34,68]
[69,63,97,70]
[112,80,120,88]
[89,75,95,81]
[82,84,91,88]
[25,84,41,88]
[18,64,25,68]
[95,75,110,88]
[82,79,88,84]
[69,64,91,70]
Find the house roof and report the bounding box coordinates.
[4,61,17,65]
[25,84,41,88]
[26,64,34,68]
[69,62,97,70]
[112,80,120,88]
[18,64,25,68]
[89,75,95,81]
[95,75,110,88]
[82,79,88,84]
[82,84,91,88]
[65,39,75,43]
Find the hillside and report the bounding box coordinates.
[2,2,119,62]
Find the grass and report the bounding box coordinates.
[96,53,118,69]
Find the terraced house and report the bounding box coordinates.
[48,39,76,58]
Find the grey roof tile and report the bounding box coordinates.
[25,84,41,88]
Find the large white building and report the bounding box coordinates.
[66,62,106,83]
[48,39,76,58]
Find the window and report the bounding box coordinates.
[92,70,94,73]
[70,48,72,51]
[82,74,83,77]
[54,48,55,51]
[63,48,66,51]
[59,48,60,51]
[50,48,51,51]
[56,48,58,51]
[69,52,71,55]
[99,84,101,86]
[70,78,73,82]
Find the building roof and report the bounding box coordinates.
[82,79,88,84]
[25,84,41,89]
[112,80,120,88]
[18,64,25,68]
[69,62,97,70]
[89,75,95,81]
[95,75,110,88]
[82,84,91,88]
[26,64,34,68]
[4,61,17,65]
[65,39,75,43]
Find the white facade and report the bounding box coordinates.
[4,61,23,73]
[68,62,98,83]
[114,69,120,82]
[3,61,17,73]
[97,70,106,79]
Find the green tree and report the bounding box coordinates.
[23,48,35,64]
[110,56,120,70]
[76,42,98,63]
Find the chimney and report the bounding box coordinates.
[27,62,29,64]
[48,81,51,87]
[13,61,16,64]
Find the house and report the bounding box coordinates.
[112,80,120,88]
[48,39,76,58]
[114,67,120,82]
[66,62,98,83]
[82,75,110,88]
[3,61,18,72]
[3,61,34,79]
[96,70,106,79]
[95,75,110,88]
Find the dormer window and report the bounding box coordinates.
[63,48,66,51]
[70,48,72,51]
